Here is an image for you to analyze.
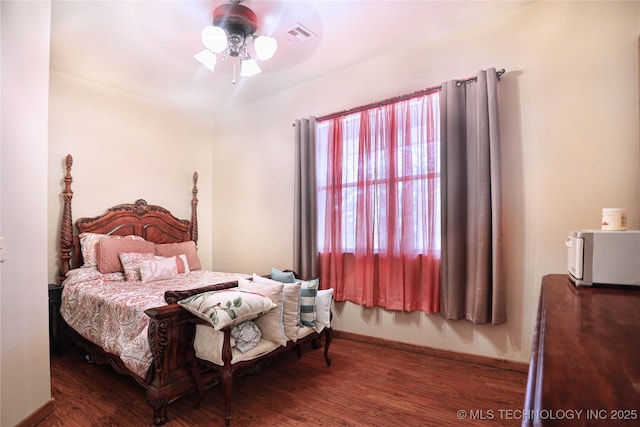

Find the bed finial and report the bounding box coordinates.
[191,171,199,244]
[58,154,74,282]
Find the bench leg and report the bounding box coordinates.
[190,358,204,409]
[222,368,233,426]
[323,328,332,367]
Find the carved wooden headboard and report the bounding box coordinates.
[58,154,199,283]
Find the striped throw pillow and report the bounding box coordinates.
[298,279,319,327]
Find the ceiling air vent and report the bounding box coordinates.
[285,23,317,43]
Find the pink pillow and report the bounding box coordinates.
[139,255,190,282]
[119,252,157,281]
[155,241,201,270]
[97,238,155,274]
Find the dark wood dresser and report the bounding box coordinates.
[523,274,640,426]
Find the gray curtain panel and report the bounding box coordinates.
[439,69,505,325]
[293,117,318,279]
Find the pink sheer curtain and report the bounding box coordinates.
[317,92,441,313]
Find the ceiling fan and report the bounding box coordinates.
[194,0,278,83]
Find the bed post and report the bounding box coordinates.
[58,154,74,283]
[190,171,198,244]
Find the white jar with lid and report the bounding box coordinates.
[601,208,627,231]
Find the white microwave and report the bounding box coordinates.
[566,230,640,286]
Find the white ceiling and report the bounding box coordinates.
[50,1,530,117]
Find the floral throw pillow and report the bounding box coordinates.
[178,289,277,330]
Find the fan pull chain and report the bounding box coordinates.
[232,61,237,85]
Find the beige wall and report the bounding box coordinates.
[211,1,640,363]
[47,72,216,280]
[1,1,52,425]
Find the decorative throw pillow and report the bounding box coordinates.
[315,288,334,331]
[298,279,319,327]
[271,267,297,283]
[155,241,201,270]
[253,274,301,341]
[119,252,157,281]
[139,254,190,282]
[231,321,262,353]
[96,238,155,274]
[79,233,145,268]
[238,277,286,346]
[178,289,277,330]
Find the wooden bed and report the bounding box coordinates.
[57,154,332,426]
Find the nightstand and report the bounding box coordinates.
[48,283,64,356]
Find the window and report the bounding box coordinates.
[315,91,441,313]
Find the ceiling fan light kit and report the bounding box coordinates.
[195,0,278,83]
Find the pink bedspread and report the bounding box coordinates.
[60,268,248,378]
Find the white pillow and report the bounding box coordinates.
[238,277,287,346]
[315,288,334,332]
[139,254,190,282]
[253,274,301,341]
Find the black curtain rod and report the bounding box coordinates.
[313,68,505,123]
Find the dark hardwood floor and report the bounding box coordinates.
[39,337,527,426]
